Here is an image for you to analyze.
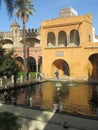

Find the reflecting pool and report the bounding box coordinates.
[1,81,98,118]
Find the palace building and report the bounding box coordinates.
[0,7,98,80]
[0,20,42,73]
[41,7,98,80]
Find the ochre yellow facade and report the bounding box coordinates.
[41,12,98,80]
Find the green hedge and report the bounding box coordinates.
[17,71,40,79]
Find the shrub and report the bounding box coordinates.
[0,112,21,130]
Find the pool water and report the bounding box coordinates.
[1,81,98,118]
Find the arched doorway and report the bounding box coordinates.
[27,57,36,72]
[89,53,98,80]
[52,59,70,76]
[16,57,24,71]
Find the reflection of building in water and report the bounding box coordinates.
[41,82,55,110]
[16,88,30,105]
[63,85,96,116]
[32,84,42,107]
[40,82,96,116]
[9,82,97,117]
[16,89,26,105]
[89,85,98,109]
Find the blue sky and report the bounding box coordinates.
[0,0,98,34]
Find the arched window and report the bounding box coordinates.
[70,29,80,46]
[47,32,55,47]
[58,31,67,47]
[27,57,36,72]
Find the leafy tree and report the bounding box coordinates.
[0,50,18,77]
[14,0,35,80]
[0,45,5,65]
[0,112,21,130]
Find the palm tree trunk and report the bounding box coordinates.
[23,21,27,81]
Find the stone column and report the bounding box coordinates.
[55,36,58,46]
[67,33,70,46]
[36,64,38,73]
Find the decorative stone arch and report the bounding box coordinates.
[69,29,80,46]
[2,39,13,48]
[47,32,55,47]
[16,56,24,71]
[58,31,67,47]
[27,56,36,72]
[25,37,40,47]
[52,59,70,76]
[88,53,98,80]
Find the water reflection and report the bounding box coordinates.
[16,84,43,107]
[1,81,98,118]
[89,85,98,114]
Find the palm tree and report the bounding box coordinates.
[14,0,35,80]
[0,0,14,17]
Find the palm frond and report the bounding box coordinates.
[0,0,1,9]
[4,0,14,17]
[14,0,35,23]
